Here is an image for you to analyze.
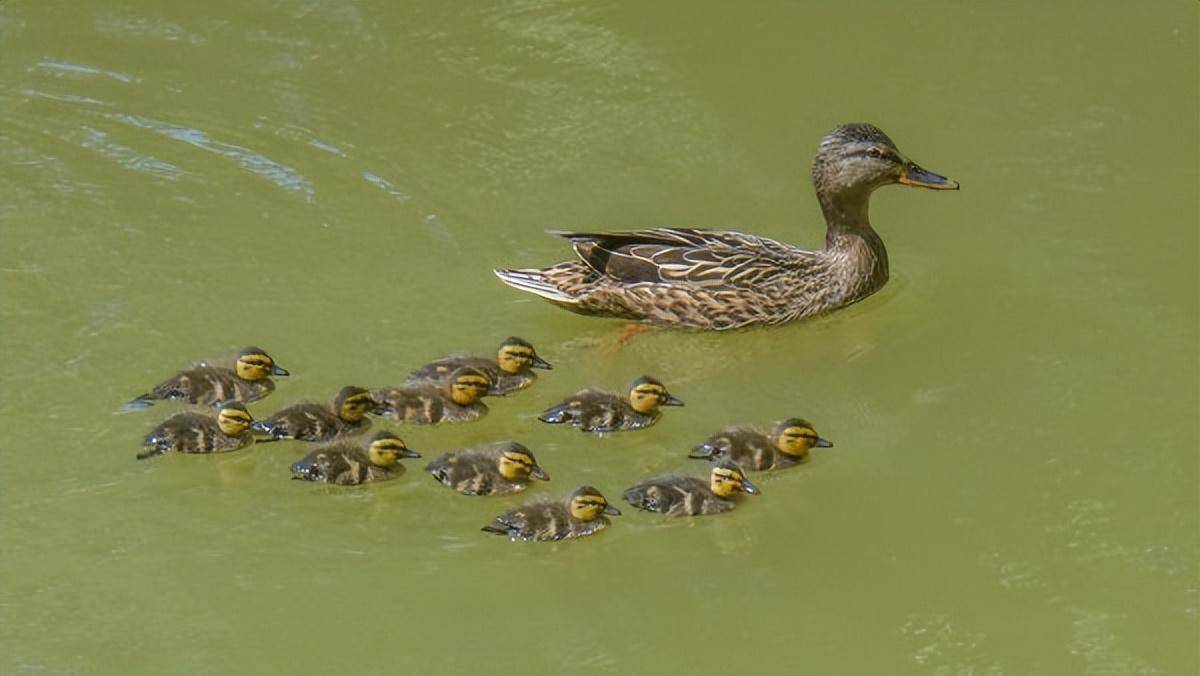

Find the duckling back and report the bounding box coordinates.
[139,410,253,459]
[539,389,653,433]
[290,442,399,485]
[622,473,735,516]
[263,402,371,442]
[370,383,487,424]
[482,500,609,541]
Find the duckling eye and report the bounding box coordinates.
[866,147,883,159]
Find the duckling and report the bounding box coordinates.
[289,431,421,485]
[371,367,491,424]
[482,485,621,541]
[260,386,376,442]
[688,418,834,470]
[404,336,552,396]
[424,441,549,496]
[137,401,270,460]
[123,346,288,409]
[494,123,958,329]
[623,461,759,516]
[538,376,683,433]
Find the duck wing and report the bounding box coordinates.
[553,228,820,290]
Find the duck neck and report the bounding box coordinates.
[818,188,889,297]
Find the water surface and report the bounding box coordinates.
[1,1,1196,673]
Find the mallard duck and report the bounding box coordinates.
[370,367,491,424]
[424,441,549,495]
[538,375,683,433]
[289,431,421,485]
[123,346,289,409]
[404,336,552,396]
[494,124,958,329]
[260,386,375,442]
[688,418,833,470]
[482,485,621,541]
[622,461,759,516]
[137,401,271,460]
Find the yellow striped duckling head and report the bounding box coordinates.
[569,485,622,520]
[215,401,270,436]
[812,123,959,199]
[709,461,759,498]
[771,418,834,460]
[497,442,549,482]
[335,386,376,423]
[449,367,492,405]
[497,337,552,374]
[366,431,421,467]
[234,346,289,381]
[628,376,684,414]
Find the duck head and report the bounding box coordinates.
[334,386,376,423]
[497,442,549,481]
[234,346,289,381]
[627,376,684,414]
[709,461,759,498]
[366,431,421,467]
[771,418,834,461]
[497,336,552,374]
[215,401,259,435]
[448,367,493,405]
[568,485,621,520]
[812,124,957,214]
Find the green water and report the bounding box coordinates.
[2,1,1197,673]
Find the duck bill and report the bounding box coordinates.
[531,465,550,481]
[250,420,276,434]
[814,438,834,448]
[402,449,422,459]
[271,364,290,376]
[687,445,716,460]
[603,504,622,516]
[898,163,959,190]
[740,478,760,495]
[663,395,685,407]
[530,354,553,370]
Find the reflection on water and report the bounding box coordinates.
[1,0,1196,673]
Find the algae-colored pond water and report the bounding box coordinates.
[1,1,1196,673]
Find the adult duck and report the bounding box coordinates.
[493,124,957,329]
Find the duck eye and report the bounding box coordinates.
[866,147,883,159]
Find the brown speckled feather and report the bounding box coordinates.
[141,411,254,457]
[622,473,738,516]
[424,443,532,495]
[538,388,658,433]
[693,426,805,471]
[291,442,400,485]
[370,384,487,424]
[144,365,276,406]
[404,356,535,396]
[264,402,371,442]
[484,500,610,541]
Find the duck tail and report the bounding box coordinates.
[492,267,579,305]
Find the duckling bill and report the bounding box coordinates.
[623,462,759,516]
[123,346,288,410]
[494,123,957,329]
[689,418,833,470]
[290,431,420,485]
[404,336,551,396]
[482,485,620,541]
[538,376,683,433]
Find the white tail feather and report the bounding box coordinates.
[493,269,579,304]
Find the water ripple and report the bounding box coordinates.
[32,59,139,84]
[110,113,315,200]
